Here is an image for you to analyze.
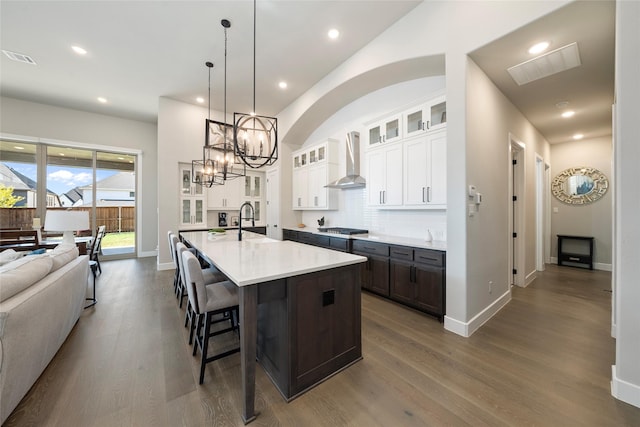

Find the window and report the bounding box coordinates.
[0,140,39,229]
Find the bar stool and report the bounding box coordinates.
[182,250,240,384]
[176,242,226,344]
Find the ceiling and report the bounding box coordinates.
[469,1,615,145]
[0,0,421,123]
[1,1,615,146]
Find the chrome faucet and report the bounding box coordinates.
[238,201,255,241]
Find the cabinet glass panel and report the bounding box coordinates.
[195,200,203,223]
[182,170,191,195]
[245,176,251,197]
[294,155,301,168]
[301,153,307,166]
[182,200,190,223]
[243,203,253,219]
[318,146,326,161]
[385,118,400,140]
[193,171,203,195]
[369,126,381,145]
[309,149,317,164]
[407,110,423,133]
[254,176,261,197]
[254,201,261,221]
[430,101,446,127]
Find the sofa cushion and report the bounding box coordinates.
[0,255,53,302]
[49,244,79,272]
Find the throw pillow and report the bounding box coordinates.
[50,244,79,272]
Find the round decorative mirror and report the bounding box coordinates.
[551,166,609,205]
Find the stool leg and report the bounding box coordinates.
[85,264,97,309]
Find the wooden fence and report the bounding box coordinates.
[0,207,135,233]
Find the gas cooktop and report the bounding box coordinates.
[318,227,369,235]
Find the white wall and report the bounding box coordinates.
[550,136,612,268]
[465,58,551,327]
[612,0,640,409]
[0,96,158,256]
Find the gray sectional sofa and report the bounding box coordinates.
[0,245,89,424]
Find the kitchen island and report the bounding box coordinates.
[179,231,366,424]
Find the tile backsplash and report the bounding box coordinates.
[301,188,447,241]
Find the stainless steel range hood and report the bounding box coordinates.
[325,131,366,189]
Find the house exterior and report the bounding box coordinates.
[78,171,135,207]
[0,163,60,207]
[0,0,638,411]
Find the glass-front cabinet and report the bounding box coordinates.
[403,95,447,138]
[242,171,265,223]
[179,163,206,228]
[367,114,402,147]
[291,139,339,210]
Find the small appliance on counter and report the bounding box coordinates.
[218,212,227,227]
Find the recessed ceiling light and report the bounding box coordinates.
[562,110,575,118]
[278,81,287,89]
[573,133,584,140]
[97,97,107,103]
[14,146,25,150]
[328,28,340,40]
[71,46,87,55]
[59,153,65,156]
[196,97,205,103]
[555,101,570,108]
[117,157,124,160]
[528,41,550,54]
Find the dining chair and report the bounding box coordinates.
[90,225,106,274]
[182,249,240,385]
[168,232,181,297]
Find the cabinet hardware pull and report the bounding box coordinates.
[421,121,425,131]
[427,187,431,202]
[422,187,426,203]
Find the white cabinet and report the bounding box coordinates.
[366,144,403,207]
[291,139,339,210]
[207,177,242,209]
[403,95,447,138]
[179,163,206,228]
[403,130,447,208]
[367,114,402,147]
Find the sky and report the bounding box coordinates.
[4,161,116,195]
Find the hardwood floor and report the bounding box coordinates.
[5,259,640,426]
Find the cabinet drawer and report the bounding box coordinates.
[414,249,444,266]
[310,235,330,248]
[390,245,413,261]
[352,240,389,256]
[283,229,298,241]
[329,237,350,252]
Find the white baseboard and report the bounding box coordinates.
[550,257,612,272]
[157,261,174,271]
[444,289,511,337]
[139,250,158,258]
[525,270,537,287]
[611,365,640,408]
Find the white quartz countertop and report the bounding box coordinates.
[283,226,447,251]
[180,230,367,287]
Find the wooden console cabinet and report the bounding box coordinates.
[557,235,594,270]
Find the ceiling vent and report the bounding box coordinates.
[507,42,581,86]
[2,49,37,65]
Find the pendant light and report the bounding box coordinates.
[191,61,223,187]
[233,0,278,168]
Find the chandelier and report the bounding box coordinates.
[192,20,245,187]
[233,0,278,168]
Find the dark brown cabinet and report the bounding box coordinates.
[283,228,446,321]
[389,245,445,321]
[257,265,362,400]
